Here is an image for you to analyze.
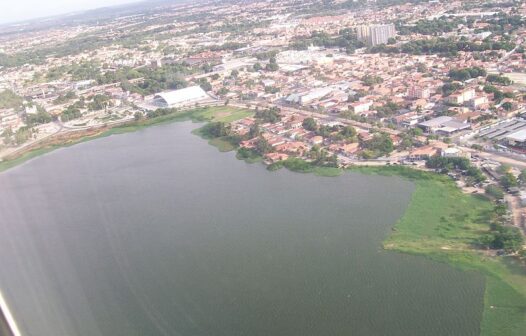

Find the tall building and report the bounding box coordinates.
[356,24,396,46]
[408,86,430,99]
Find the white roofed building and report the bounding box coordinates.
[153,86,211,108]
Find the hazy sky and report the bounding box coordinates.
[0,0,139,24]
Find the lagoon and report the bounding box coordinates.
[0,121,485,336]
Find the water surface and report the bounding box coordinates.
[0,121,485,336]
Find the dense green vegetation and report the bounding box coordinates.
[484,84,505,103]
[290,29,365,54]
[265,57,279,72]
[53,91,77,105]
[302,117,357,142]
[441,82,463,96]
[375,101,401,118]
[254,107,281,123]
[397,18,465,36]
[487,74,513,86]
[485,184,505,199]
[482,13,526,34]
[96,63,192,96]
[361,133,394,158]
[369,38,515,56]
[448,66,487,81]
[26,111,53,126]
[361,75,383,86]
[0,90,24,110]
[199,121,231,138]
[267,157,341,176]
[45,61,100,81]
[426,156,486,184]
[351,166,526,336]
[87,94,112,111]
[61,102,84,122]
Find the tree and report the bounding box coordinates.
[519,169,526,184]
[340,125,356,138]
[0,90,23,110]
[255,107,281,123]
[134,112,143,121]
[302,117,317,131]
[248,123,260,139]
[497,164,511,174]
[500,172,518,189]
[201,122,230,138]
[198,79,212,92]
[485,184,504,199]
[487,74,512,86]
[218,87,229,96]
[361,75,383,86]
[492,225,524,252]
[255,136,272,155]
[265,57,279,71]
[88,94,112,111]
[363,133,394,157]
[26,111,52,126]
[501,102,513,111]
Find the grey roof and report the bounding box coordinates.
[418,116,453,128]
[506,129,526,142]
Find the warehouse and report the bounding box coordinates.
[153,86,210,108]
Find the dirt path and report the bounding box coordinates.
[505,194,524,231]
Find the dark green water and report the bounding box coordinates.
[0,122,485,336]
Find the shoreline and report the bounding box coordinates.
[1,107,525,335]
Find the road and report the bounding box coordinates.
[230,100,400,135]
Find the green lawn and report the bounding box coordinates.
[351,166,526,336]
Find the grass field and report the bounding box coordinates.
[351,166,526,336]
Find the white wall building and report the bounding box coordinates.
[153,86,210,108]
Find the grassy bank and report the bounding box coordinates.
[350,166,526,336]
[267,158,343,177]
[0,105,253,173]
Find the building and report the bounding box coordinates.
[448,88,476,105]
[408,86,430,99]
[357,24,396,46]
[287,87,334,105]
[153,86,210,108]
[441,147,469,159]
[418,116,471,134]
[505,129,526,148]
[349,101,372,114]
[471,96,488,109]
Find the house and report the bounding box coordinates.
[349,101,372,114]
[337,143,360,156]
[441,147,470,159]
[407,142,449,160]
[310,135,324,145]
[265,152,289,163]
